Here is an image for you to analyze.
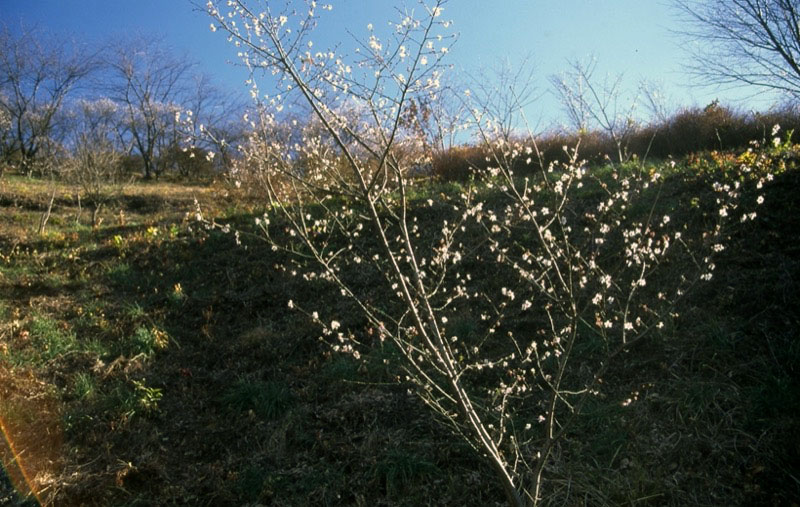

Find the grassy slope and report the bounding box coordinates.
[0,157,797,505]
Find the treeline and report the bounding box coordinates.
[2,24,798,188]
[0,26,245,182]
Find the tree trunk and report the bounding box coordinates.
[91,203,103,229]
[37,187,56,235]
[75,193,82,225]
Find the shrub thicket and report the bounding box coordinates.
[431,103,800,180]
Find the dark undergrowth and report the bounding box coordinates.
[0,143,798,505]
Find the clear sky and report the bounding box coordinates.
[0,0,784,129]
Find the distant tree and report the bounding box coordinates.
[0,99,11,178]
[105,37,194,179]
[674,0,800,97]
[64,98,130,227]
[468,54,539,142]
[551,58,638,162]
[0,25,97,175]
[170,73,246,177]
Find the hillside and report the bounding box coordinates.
[0,144,798,505]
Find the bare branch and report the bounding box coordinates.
[673,0,800,97]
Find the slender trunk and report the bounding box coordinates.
[251,8,529,505]
[75,193,82,225]
[91,203,103,229]
[37,187,56,235]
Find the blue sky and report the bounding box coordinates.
[1,0,782,128]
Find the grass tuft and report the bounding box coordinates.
[221,379,293,420]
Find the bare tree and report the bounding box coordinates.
[0,100,11,179]
[173,73,246,176]
[0,25,96,175]
[468,54,540,143]
[639,80,674,126]
[674,0,800,97]
[551,58,638,162]
[64,98,130,227]
[104,37,193,179]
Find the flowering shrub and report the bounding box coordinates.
[199,2,771,505]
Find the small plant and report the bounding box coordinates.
[122,302,147,320]
[107,262,140,291]
[112,234,127,254]
[168,282,186,306]
[72,372,96,400]
[132,379,163,415]
[320,355,360,383]
[106,380,163,422]
[145,226,160,242]
[221,379,293,420]
[127,326,169,357]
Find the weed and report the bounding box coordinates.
[131,380,163,415]
[111,234,127,256]
[144,226,160,243]
[221,379,293,420]
[72,372,96,400]
[363,343,404,383]
[320,355,360,383]
[574,398,630,465]
[122,302,147,320]
[167,283,185,306]
[748,374,800,420]
[105,384,140,422]
[104,380,163,422]
[126,326,168,357]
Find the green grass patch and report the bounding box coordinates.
[107,262,142,291]
[102,380,163,422]
[71,372,97,401]
[124,326,168,357]
[28,315,79,363]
